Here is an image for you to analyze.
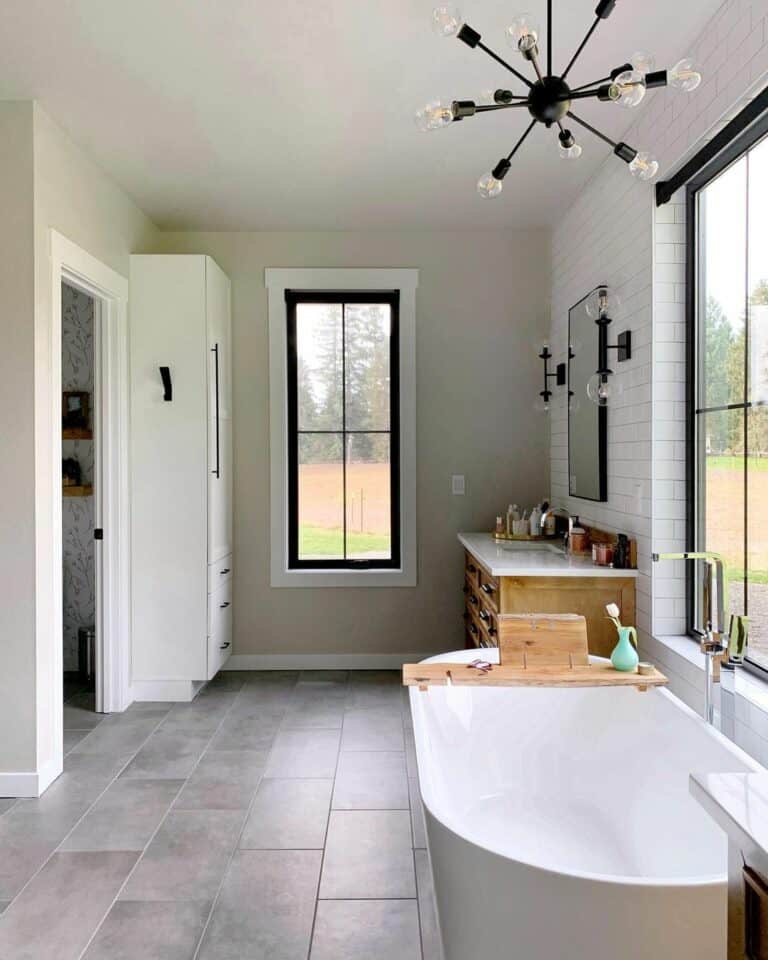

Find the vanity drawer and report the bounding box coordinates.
[465,552,481,587]
[208,554,233,593]
[476,605,498,645]
[478,570,499,611]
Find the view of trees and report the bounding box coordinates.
[704,279,768,456]
[297,303,392,464]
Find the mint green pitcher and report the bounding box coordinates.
[610,626,639,672]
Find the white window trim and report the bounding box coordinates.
[266,267,418,587]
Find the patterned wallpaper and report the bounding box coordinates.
[62,282,95,671]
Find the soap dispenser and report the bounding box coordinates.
[529,504,542,537]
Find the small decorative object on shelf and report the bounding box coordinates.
[62,390,90,431]
[62,457,82,488]
[606,602,639,672]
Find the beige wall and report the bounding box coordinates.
[0,102,36,770]
[153,230,552,657]
[0,102,159,781]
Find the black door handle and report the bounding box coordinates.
[211,344,220,478]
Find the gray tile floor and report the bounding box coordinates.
[0,671,444,960]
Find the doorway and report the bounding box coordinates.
[61,280,99,715]
[49,232,131,771]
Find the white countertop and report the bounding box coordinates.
[458,532,639,579]
[690,771,768,856]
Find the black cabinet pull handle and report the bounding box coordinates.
[219,641,231,650]
[211,344,220,478]
[220,568,231,575]
[479,609,489,622]
[469,595,478,605]
[481,583,495,595]
[219,601,231,609]
[470,624,478,635]
[488,627,497,637]
[159,366,172,401]
[467,564,477,574]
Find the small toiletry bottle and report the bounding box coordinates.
[529,504,542,537]
[545,512,556,537]
[506,504,514,536]
[495,516,504,536]
[512,504,521,521]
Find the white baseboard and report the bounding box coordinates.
[37,754,63,795]
[131,679,200,702]
[223,653,430,671]
[0,769,50,798]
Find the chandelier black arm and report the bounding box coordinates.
[547,0,553,77]
[570,76,612,93]
[567,111,617,148]
[475,102,531,113]
[561,17,601,81]
[476,40,534,89]
[504,119,538,161]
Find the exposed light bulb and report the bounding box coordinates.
[559,141,582,160]
[669,57,702,92]
[414,100,454,132]
[431,5,463,38]
[630,51,656,75]
[506,14,539,54]
[586,288,621,320]
[477,172,503,199]
[587,374,611,406]
[612,69,647,108]
[629,151,659,181]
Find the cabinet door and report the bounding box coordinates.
[208,416,233,562]
[206,258,232,421]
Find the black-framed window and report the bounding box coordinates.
[286,290,401,570]
[687,111,768,672]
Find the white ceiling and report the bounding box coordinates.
[0,0,722,230]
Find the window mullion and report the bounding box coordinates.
[342,302,347,561]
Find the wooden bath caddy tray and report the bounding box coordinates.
[404,613,667,692]
[402,662,668,692]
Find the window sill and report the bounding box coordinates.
[270,567,417,588]
[653,634,768,716]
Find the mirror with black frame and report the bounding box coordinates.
[568,290,607,502]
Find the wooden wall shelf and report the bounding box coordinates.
[63,428,93,440]
[63,485,93,498]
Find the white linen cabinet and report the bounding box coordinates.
[130,255,233,699]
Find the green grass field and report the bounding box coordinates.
[299,524,390,558]
[707,455,768,471]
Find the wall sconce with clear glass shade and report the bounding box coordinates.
[536,343,567,412]
[585,287,632,406]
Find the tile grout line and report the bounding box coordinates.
[305,678,351,959]
[191,673,306,960]
[2,703,175,916]
[73,680,251,960]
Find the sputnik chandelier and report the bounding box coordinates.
[417,1,702,198]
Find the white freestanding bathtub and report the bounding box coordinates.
[410,649,761,960]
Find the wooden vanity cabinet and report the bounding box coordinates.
[463,551,636,659]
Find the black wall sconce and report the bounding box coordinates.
[159,366,173,402]
[537,344,567,413]
[586,287,632,406]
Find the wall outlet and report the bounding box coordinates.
[451,475,466,496]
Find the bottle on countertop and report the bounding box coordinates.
[529,504,542,537]
[495,516,505,536]
[506,504,514,536]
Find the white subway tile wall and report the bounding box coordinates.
[549,0,768,759]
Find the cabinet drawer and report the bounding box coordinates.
[465,552,481,587]
[478,570,499,611]
[208,580,233,679]
[208,554,233,593]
